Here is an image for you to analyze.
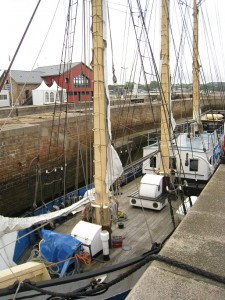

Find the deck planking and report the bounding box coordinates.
[7,178,183,300]
[55,178,181,271]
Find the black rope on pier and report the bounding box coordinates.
[13,243,225,299]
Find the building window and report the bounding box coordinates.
[190,159,198,172]
[68,91,77,96]
[45,92,49,103]
[74,74,90,88]
[0,95,7,100]
[50,92,54,103]
[25,90,29,99]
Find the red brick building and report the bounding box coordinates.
[34,62,93,103]
[0,62,93,105]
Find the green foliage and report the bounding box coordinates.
[124,82,134,90]
[203,82,225,91]
[149,81,160,90]
[108,81,225,94]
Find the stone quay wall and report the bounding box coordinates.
[0,96,223,216]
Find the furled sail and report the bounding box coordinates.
[102,1,123,191]
[0,198,91,234]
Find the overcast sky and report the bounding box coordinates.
[0,0,225,84]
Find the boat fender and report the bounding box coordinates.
[53,205,60,211]
[59,202,65,209]
[65,199,71,207]
[100,230,110,261]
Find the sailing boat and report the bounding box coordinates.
[141,0,225,199]
[128,0,172,212]
[0,1,167,299]
[0,0,224,299]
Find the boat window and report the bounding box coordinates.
[209,156,213,165]
[169,157,176,169]
[189,159,198,172]
[74,74,90,88]
[50,92,55,103]
[45,92,49,103]
[150,156,156,168]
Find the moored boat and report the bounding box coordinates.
[0,0,224,299]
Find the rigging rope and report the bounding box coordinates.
[107,2,117,84]
[0,0,42,92]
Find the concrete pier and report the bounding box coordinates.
[127,164,225,299]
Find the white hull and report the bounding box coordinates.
[143,131,223,182]
[176,196,198,220]
[129,196,168,210]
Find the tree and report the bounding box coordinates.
[124,82,134,91]
[149,81,159,90]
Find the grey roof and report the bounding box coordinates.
[10,70,43,84]
[34,62,81,76]
[9,62,83,84]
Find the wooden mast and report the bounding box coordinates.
[160,0,170,176]
[192,0,201,128]
[92,0,110,226]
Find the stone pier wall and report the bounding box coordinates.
[0,97,223,216]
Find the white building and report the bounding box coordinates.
[32,81,67,105]
[0,90,10,107]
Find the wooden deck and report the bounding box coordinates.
[0,178,183,300]
[55,177,181,271]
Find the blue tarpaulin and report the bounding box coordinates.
[40,229,83,270]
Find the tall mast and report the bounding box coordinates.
[92,0,110,226]
[160,0,170,175]
[192,0,200,125]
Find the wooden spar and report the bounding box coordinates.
[160,0,170,175]
[92,0,110,226]
[192,0,200,126]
